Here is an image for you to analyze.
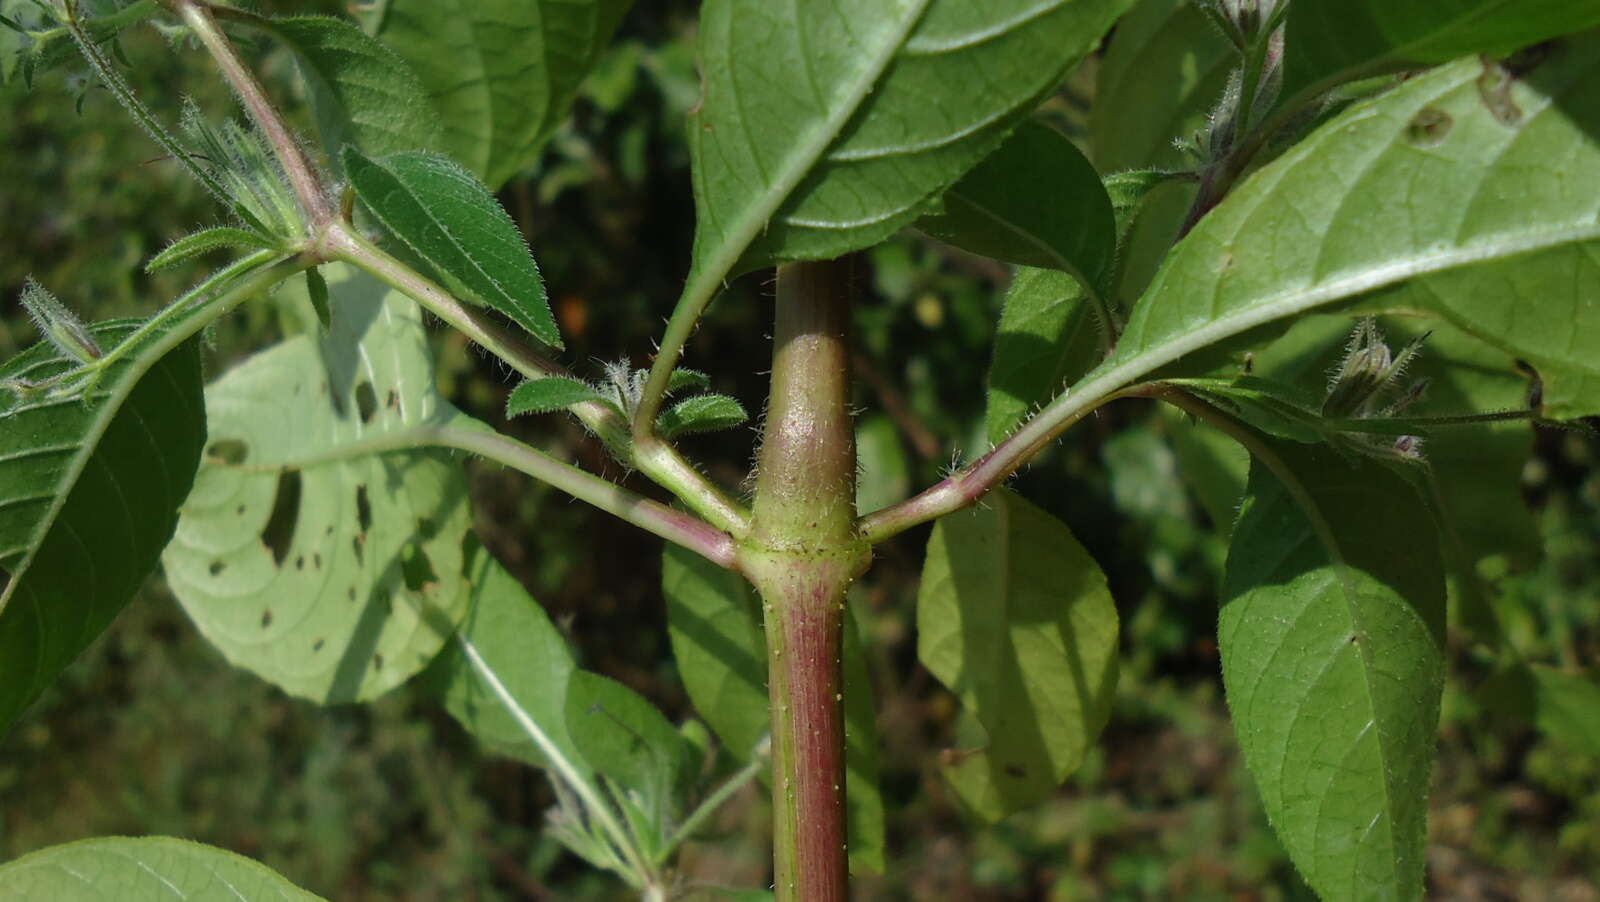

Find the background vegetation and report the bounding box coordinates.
[2,2,1597,899]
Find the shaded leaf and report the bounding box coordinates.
[656,393,747,438]
[507,377,610,418]
[259,15,441,162]
[343,149,561,348]
[687,0,1135,287]
[1221,440,1446,901]
[855,414,911,515]
[163,265,471,703]
[0,836,326,901]
[425,538,583,771]
[1281,0,1600,107]
[0,319,205,734]
[917,487,1119,822]
[370,0,632,188]
[565,670,694,843]
[985,267,1102,444]
[917,120,1116,290]
[660,544,885,872]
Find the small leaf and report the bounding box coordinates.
[565,670,694,838]
[0,319,205,734]
[370,0,633,188]
[1281,0,1600,107]
[666,368,712,394]
[661,544,885,872]
[656,393,747,438]
[251,15,441,162]
[506,377,609,418]
[985,267,1102,444]
[0,836,326,901]
[162,264,472,704]
[343,148,561,348]
[1221,440,1446,901]
[305,267,331,331]
[146,226,279,272]
[1104,168,1191,237]
[917,120,1116,292]
[917,488,1120,822]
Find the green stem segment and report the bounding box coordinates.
[739,260,870,902]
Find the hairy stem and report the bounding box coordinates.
[290,423,738,568]
[740,260,870,902]
[170,0,333,226]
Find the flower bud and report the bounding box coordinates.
[20,278,101,365]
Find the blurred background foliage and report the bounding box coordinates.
[2,1,1598,900]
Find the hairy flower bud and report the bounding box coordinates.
[20,278,101,365]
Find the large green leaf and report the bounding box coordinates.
[258,15,441,163]
[163,265,471,703]
[917,487,1119,822]
[1090,0,1232,171]
[686,0,1134,287]
[1221,440,1446,902]
[1281,0,1600,108]
[660,544,886,872]
[0,836,326,901]
[985,267,1103,444]
[916,119,1116,289]
[370,0,632,188]
[1082,44,1600,421]
[343,148,561,348]
[0,321,204,734]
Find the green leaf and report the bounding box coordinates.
[425,538,584,771]
[1479,663,1600,756]
[146,226,279,272]
[916,120,1117,291]
[1221,440,1446,902]
[305,267,331,331]
[162,265,472,703]
[656,394,748,438]
[855,414,911,515]
[1089,44,1600,422]
[985,267,1103,444]
[1281,0,1600,107]
[917,487,1120,822]
[687,0,1135,285]
[1158,405,1248,538]
[0,320,205,735]
[343,148,562,348]
[1104,168,1192,237]
[1091,0,1233,171]
[0,836,326,901]
[506,377,610,418]
[660,545,885,872]
[370,0,633,188]
[565,670,694,840]
[255,15,441,162]
[666,368,712,394]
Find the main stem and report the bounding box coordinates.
[740,260,869,902]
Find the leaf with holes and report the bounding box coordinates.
[163,264,472,703]
[917,487,1119,822]
[0,321,206,734]
[248,14,441,163]
[1067,43,1600,427]
[368,0,632,188]
[685,0,1135,293]
[343,148,561,348]
[1280,0,1600,110]
[916,119,1116,293]
[1221,439,1446,902]
[0,836,327,901]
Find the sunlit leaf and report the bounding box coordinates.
[0,836,326,901]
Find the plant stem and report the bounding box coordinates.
[739,260,869,902]
[291,423,738,568]
[170,0,333,227]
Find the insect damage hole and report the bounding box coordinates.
[205,438,249,465]
[355,381,378,424]
[260,470,302,566]
[1406,108,1453,147]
